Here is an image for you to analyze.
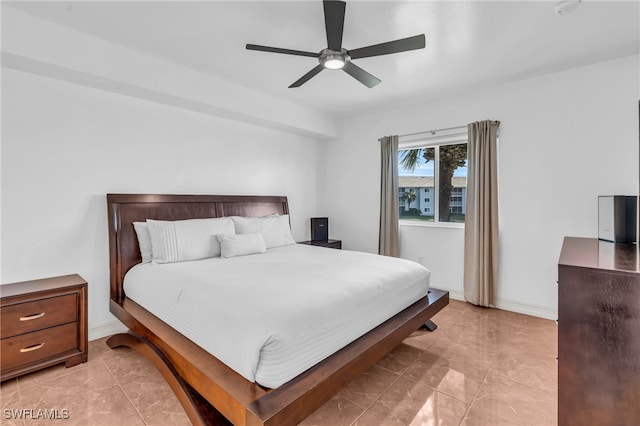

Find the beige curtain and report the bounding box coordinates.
[464,121,500,306]
[378,135,399,257]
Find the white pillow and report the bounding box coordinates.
[147,217,235,264]
[133,222,153,263]
[216,233,267,259]
[231,215,296,249]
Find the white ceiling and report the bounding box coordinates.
[6,1,640,118]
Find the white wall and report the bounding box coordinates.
[320,55,640,318]
[1,68,322,334]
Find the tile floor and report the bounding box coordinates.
[1,299,557,425]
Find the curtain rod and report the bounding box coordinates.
[398,125,467,139]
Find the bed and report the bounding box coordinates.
[106,194,449,425]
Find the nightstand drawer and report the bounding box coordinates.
[0,274,87,382]
[1,322,78,371]
[1,294,77,338]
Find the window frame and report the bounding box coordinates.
[398,132,468,229]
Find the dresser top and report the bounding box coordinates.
[559,237,640,273]
[0,274,86,299]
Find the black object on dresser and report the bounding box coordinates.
[597,195,637,243]
[557,237,640,426]
[1,274,88,381]
[298,239,342,250]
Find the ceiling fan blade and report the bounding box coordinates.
[289,64,325,88]
[246,44,318,58]
[342,62,381,88]
[323,0,346,51]
[349,34,426,60]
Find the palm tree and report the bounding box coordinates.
[403,190,416,211]
[400,145,467,222]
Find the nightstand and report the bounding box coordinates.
[1,274,88,381]
[298,239,342,250]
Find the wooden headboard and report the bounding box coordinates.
[106,194,289,303]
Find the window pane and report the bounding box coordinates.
[439,143,467,223]
[398,147,435,222]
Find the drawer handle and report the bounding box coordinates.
[20,343,45,353]
[19,312,45,321]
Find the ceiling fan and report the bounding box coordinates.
[246,0,426,88]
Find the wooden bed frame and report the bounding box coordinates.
[106,194,449,425]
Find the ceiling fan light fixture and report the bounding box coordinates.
[323,56,345,69]
[320,51,348,69]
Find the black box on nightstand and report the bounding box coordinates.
[311,217,328,241]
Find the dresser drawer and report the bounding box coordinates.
[1,294,77,339]
[1,322,78,371]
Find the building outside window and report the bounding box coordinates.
[397,131,467,224]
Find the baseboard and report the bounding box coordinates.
[440,288,464,301]
[431,285,557,320]
[494,297,557,320]
[88,320,128,341]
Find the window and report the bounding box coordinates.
[398,135,467,224]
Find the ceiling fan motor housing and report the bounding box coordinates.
[319,48,350,69]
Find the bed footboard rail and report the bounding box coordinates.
[246,289,449,425]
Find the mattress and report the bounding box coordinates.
[123,243,430,388]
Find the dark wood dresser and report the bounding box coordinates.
[558,237,640,425]
[1,274,88,381]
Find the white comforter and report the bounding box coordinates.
[123,244,430,388]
